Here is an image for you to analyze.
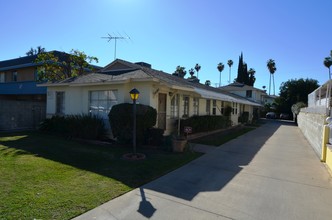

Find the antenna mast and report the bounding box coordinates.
[101,33,130,60]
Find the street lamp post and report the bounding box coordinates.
[129,88,140,155]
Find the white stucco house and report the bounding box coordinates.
[40,59,262,135]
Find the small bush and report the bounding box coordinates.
[108,103,157,144]
[39,114,106,139]
[145,128,164,146]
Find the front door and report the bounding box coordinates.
[158,93,167,130]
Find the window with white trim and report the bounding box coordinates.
[232,102,238,115]
[183,96,189,118]
[171,94,179,118]
[193,97,199,115]
[221,101,225,115]
[56,91,65,115]
[206,99,211,115]
[212,100,217,115]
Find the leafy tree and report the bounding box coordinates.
[323,50,332,80]
[217,62,224,87]
[189,68,195,78]
[248,68,256,86]
[195,63,201,79]
[26,46,46,56]
[205,80,211,86]
[35,49,98,81]
[267,59,277,95]
[172,66,186,78]
[276,78,319,116]
[227,59,233,83]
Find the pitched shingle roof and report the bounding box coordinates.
[42,59,262,106]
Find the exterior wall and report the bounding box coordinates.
[0,99,46,130]
[2,67,36,82]
[298,111,327,157]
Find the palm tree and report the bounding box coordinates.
[324,56,332,80]
[26,46,46,56]
[227,59,233,83]
[217,62,225,87]
[267,59,277,95]
[195,63,201,79]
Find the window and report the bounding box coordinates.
[193,98,199,115]
[246,90,252,98]
[232,102,238,115]
[12,71,17,81]
[56,92,65,115]
[183,96,189,118]
[171,94,179,118]
[0,73,4,83]
[221,101,225,115]
[89,90,118,118]
[212,100,217,115]
[206,99,211,115]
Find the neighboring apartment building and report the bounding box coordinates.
[220,82,276,105]
[0,54,47,130]
[0,51,101,130]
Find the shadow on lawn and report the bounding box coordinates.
[0,120,296,202]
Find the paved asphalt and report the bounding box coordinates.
[73,120,332,220]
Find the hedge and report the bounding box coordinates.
[108,103,160,144]
[179,115,231,134]
[39,114,106,139]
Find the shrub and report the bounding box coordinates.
[108,103,157,144]
[238,112,249,124]
[179,115,231,134]
[39,114,106,139]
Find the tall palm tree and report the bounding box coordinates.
[195,63,201,79]
[227,59,233,83]
[217,62,225,87]
[267,59,277,95]
[324,56,332,80]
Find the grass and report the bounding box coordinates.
[191,126,256,146]
[0,131,201,219]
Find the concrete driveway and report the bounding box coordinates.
[73,120,332,220]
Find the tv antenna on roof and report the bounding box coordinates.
[101,33,130,60]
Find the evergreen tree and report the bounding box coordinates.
[236,52,244,83]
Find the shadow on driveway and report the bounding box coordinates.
[143,120,294,201]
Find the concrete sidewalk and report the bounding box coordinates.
[73,121,332,220]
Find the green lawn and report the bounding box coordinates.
[0,132,201,219]
[191,126,256,146]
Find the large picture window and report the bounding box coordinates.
[89,90,118,118]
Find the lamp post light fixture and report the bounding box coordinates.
[129,88,140,155]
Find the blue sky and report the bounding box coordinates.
[1,0,331,95]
